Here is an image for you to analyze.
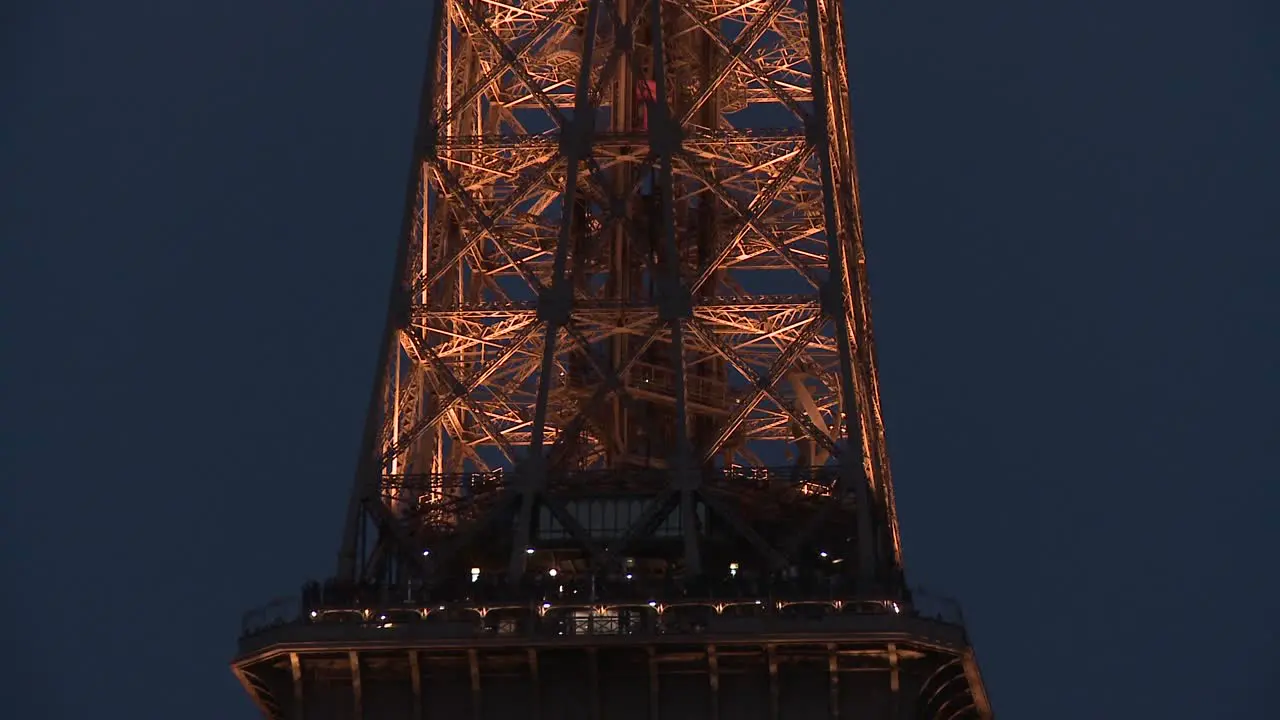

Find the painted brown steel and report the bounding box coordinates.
[237,1,993,717]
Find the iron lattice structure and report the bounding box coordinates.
[234,1,993,718]
[342,0,901,592]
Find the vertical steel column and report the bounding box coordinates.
[510,0,605,581]
[647,0,701,576]
[289,652,304,720]
[804,0,877,586]
[707,644,720,720]
[827,645,840,720]
[410,650,424,720]
[349,651,363,720]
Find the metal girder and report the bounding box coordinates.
[235,3,1001,718]
[349,651,363,720]
[340,0,906,594]
[827,644,840,720]
[239,636,991,720]
[409,650,423,720]
[289,653,303,720]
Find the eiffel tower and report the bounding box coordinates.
[234,0,993,717]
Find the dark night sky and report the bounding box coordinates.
[3,0,1277,717]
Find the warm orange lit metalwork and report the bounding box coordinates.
[234,1,992,718]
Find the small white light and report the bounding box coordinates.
[438,605,445,610]
[755,600,762,605]
[729,562,739,577]
[548,568,558,577]
[309,611,318,618]
[648,601,657,607]
[470,567,481,582]
[626,573,633,580]
[526,547,535,555]
[819,551,828,558]
[379,615,387,621]
[543,602,552,609]
[422,549,430,556]
[891,602,901,614]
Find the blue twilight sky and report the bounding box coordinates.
[2,1,1278,718]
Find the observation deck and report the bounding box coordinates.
[235,582,991,720]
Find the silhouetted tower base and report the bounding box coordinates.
[234,0,993,716]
